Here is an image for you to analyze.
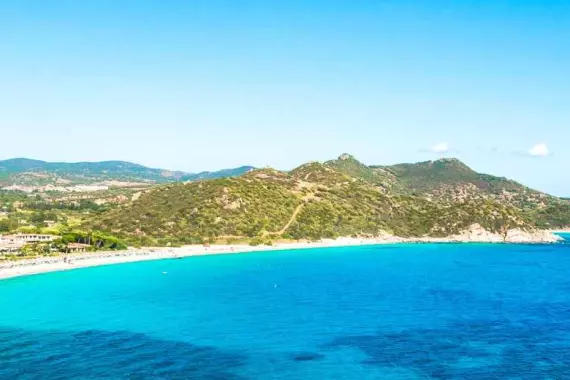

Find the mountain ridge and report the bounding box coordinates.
[0,158,254,187]
[87,153,570,246]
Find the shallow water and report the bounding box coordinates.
[1,237,570,379]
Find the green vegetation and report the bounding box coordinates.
[3,154,569,250]
[84,154,561,245]
[53,231,127,251]
[533,203,570,229]
[378,158,554,208]
[90,177,301,246]
[1,229,127,259]
[0,189,127,255]
[290,162,351,186]
[325,154,397,190]
[0,158,254,186]
[374,157,569,227]
[19,242,52,257]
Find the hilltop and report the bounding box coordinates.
[375,158,569,229]
[379,158,548,206]
[88,154,569,246]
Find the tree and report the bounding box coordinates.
[20,243,51,256]
[0,219,17,232]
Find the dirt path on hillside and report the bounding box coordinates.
[264,203,305,237]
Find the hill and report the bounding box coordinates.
[324,153,398,190]
[88,154,565,246]
[373,158,570,229]
[379,158,544,206]
[181,166,256,182]
[0,158,254,189]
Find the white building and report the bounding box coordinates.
[1,233,57,243]
[0,236,25,253]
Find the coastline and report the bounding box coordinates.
[0,227,564,281]
[0,238,384,281]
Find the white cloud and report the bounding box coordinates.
[528,143,550,157]
[431,142,450,154]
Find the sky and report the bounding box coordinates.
[0,1,569,195]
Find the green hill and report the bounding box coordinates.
[289,162,352,187]
[89,154,559,246]
[0,158,254,187]
[374,158,570,228]
[90,176,302,245]
[182,166,255,181]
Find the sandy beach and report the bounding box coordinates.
[0,227,565,281]
[0,238,387,281]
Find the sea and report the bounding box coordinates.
[1,234,570,379]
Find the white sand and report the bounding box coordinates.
[0,238,384,280]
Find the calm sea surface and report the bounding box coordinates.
[1,235,570,379]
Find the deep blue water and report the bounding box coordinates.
[1,236,570,379]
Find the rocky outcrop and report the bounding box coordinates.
[374,224,563,244]
[448,224,504,243]
[504,228,562,243]
[449,224,562,243]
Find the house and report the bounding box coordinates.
[0,236,25,253]
[9,234,57,243]
[66,243,91,253]
[0,233,59,254]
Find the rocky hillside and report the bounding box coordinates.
[89,154,563,246]
[374,158,570,229]
[378,158,550,207]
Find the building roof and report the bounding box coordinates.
[67,243,91,248]
[0,240,25,250]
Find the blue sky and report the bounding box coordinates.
[1,1,569,195]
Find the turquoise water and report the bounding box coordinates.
[1,237,570,379]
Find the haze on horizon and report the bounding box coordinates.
[1,1,568,195]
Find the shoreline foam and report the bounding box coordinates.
[0,226,563,281]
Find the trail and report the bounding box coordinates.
[265,203,305,237]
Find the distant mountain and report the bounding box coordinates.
[182,166,255,182]
[0,158,254,187]
[89,154,570,246]
[0,158,48,172]
[0,158,186,182]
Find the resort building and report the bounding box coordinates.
[0,238,25,253]
[5,234,58,243]
[66,243,91,252]
[0,234,58,253]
